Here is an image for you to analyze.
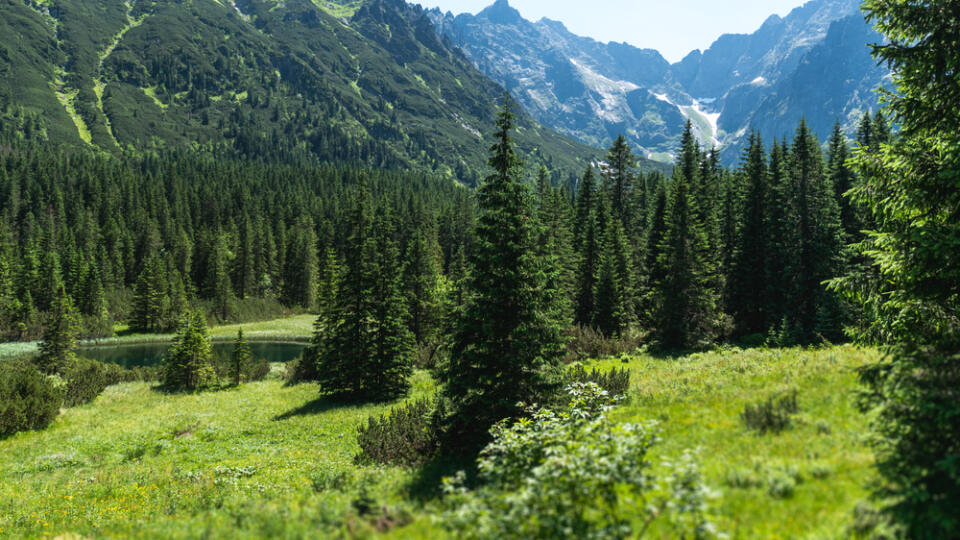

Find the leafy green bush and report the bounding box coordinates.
[566,364,631,398]
[355,399,440,467]
[0,360,62,437]
[741,389,799,434]
[440,383,719,539]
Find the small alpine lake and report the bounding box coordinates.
[78,341,308,369]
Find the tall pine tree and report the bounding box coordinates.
[440,98,566,451]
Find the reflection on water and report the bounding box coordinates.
[79,341,307,369]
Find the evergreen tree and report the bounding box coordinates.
[639,181,668,324]
[233,215,256,299]
[316,178,379,399]
[827,121,860,241]
[35,284,80,375]
[837,3,960,535]
[764,140,801,339]
[402,228,443,345]
[593,205,633,336]
[368,223,414,401]
[728,133,769,336]
[163,311,215,391]
[654,171,719,350]
[131,254,170,333]
[231,328,252,386]
[317,246,340,319]
[281,219,319,310]
[789,120,843,342]
[574,168,601,326]
[602,135,636,229]
[440,99,566,451]
[206,232,234,321]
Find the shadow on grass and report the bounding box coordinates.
[273,395,360,420]
[404,454,476,502]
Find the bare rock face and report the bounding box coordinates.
[430,0,888,164]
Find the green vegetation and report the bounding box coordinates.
[0,0,604,183]
[831,2,960,536]
[0,346,877,538]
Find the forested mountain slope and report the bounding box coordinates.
[429,0,888,163]
[0,0,639,184]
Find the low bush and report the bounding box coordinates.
[741,389,799,434]
[440,383,719,539]
[766,472,797,499]
[355,399,440,467]
[0,360,62,437]
[564,325,644,362]
[566,364,631,398]
[285,350,320,385]
[62,357,160,407]
[61,357,115,407]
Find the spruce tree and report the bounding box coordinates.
[728,133,769,336]
[231,328,252,386]
[317,246,340,319]
[36,284,80,375]
[837,3,960,534]
[402,228,443,345]
[316,179,378,399]
[131,254,170,332]
[654,171,719,350]
[440,99,566,451]
[368,224,414,401]
[593,205,633,336]
[574,168,601,326]
[163,311,215,391]
[789,120,843,342]
[602,135,636,230]
[827,122,860,242]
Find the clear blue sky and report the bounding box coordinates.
[415,0,811,63]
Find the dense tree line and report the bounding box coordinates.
[0,148,474,341]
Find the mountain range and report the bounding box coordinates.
[429,0,890,163]
[0,0,890,174]
[0,0,637,185]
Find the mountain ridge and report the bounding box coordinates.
[2,0,666,184]
[428,0,887,163]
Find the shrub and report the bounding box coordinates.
[244,356,271,382]
[566,364,630,398]
[741,389,799,434]
[61,357,115,407]
[440,383,719,539]
[355,399,439,467]
[724,468,762,489]
[62,357,159,407]
[0,360,62,437]
[766,472,797,499]
[311,467,352,493]
[285,349,320,385]
[565,325,644,362]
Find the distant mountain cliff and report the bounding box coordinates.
[429,0,889,163]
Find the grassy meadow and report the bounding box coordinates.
[0,345,880,538]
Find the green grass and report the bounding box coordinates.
[0,345,880,538]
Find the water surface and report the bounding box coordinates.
[79,341,307,369]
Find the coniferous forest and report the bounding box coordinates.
[0,0,958,538]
